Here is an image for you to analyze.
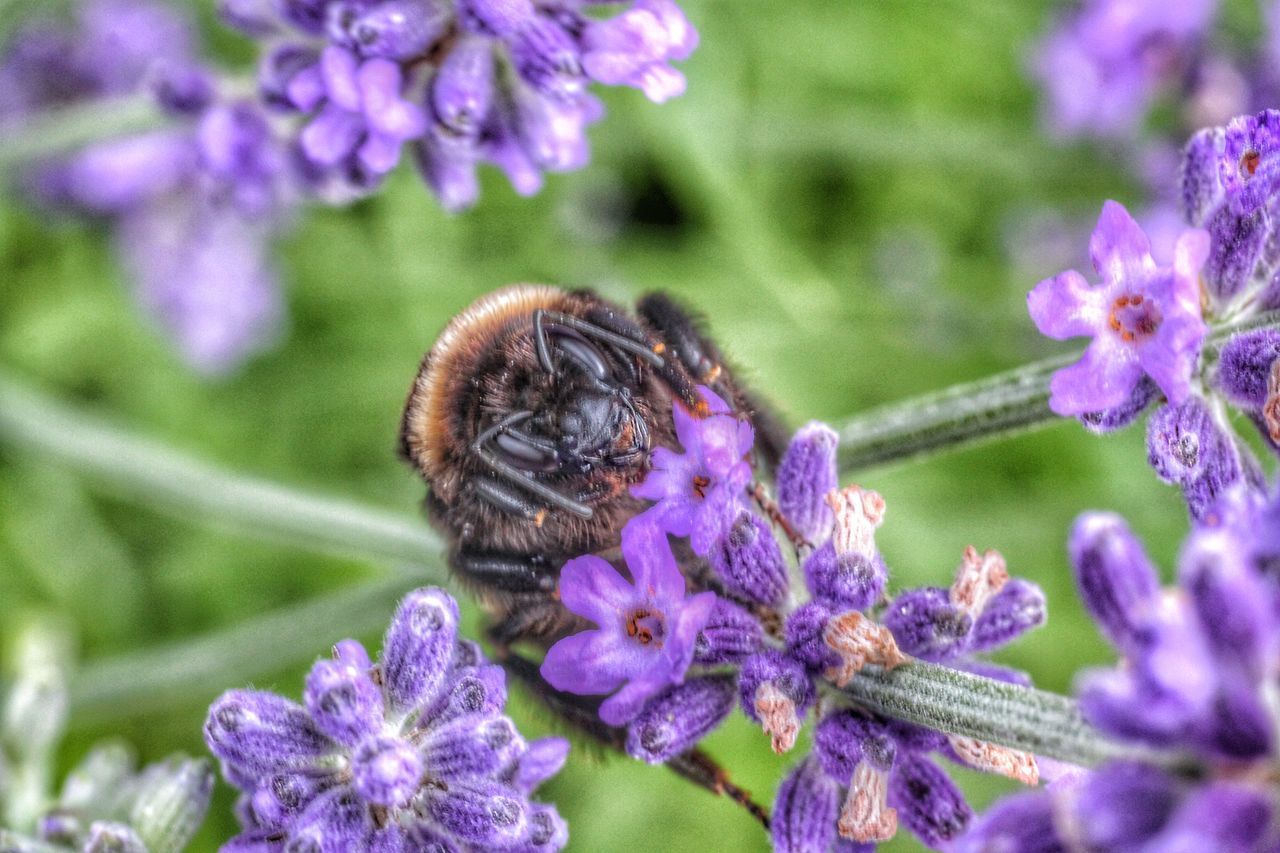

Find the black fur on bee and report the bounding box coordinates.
[399,285,787,827]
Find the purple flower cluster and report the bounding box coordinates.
[539,390,1047,850]
[223,0,698,210]
[1030,0,1218,140]
[0,0,289,375]
[205,587,569,851]
[960,485,1280,851]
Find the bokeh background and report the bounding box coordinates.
[0,0,1259,849]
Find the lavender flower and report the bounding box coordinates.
[0,622,212,852]
[962,490,1280,851]
[206,587,568,849]
[630,387,754,555]
[1028,200,1209,415]
[227,0,699,208]
[1,0,291,375]
[551,395,1047,847]
[540,518,716,725]
[1029,0,1217,140]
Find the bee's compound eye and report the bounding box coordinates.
[495,431,559,472]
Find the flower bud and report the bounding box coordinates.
[1069,513,1160,654]
[1078,377,1159,434]
[350,735,423,807]
[777,422,838,542]
[1216,328,1280,408]
[456,0,536,37]
[1180,126,1226,226]
[772,758,839,853]
[511,17,584,99]
[1203,207,1266,304]
[304,656,383,746]
[882,588,971,661]
[204,690,333,776]
[342,0,450,60]
[510,737,569,793]
[709,511,788,607]
[380,587,459,716]
[804,541,885,611]
[968,579,1047,652]
[693,597,763,665]
[625,675,736,764]
[128,756,215,852]
[421,715,524,782]
[887,753,971,848]
[431,37,496,141]
[420,782,528,847]
[784,601,839,673]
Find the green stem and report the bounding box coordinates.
[0,371,444,567]
[840,661,1162,768]
[836,309,1280,473]
[66,575,421,725]
[0,95,163,174]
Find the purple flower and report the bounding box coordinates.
[624,674,736,764]
[206,587,568,850]
[630,387,754,555]
[808,709,973,848]
[580,0,699,103]
[292,46,426,175]
[540,517,716,726]
[1028,200,1210,415]
[1028,0,1216,140]
[229,0,697,209]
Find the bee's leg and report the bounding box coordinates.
[500,651,772,830]
[637,293,790,469]
[453,548,558,595]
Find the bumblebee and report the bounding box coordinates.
[399,285,783,823]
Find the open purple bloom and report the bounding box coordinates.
[580,0,698,103]
[206,587,568,850]
[630,386,754,555]
[292,45,426,175]
[1028,200,1210,415]
[540,517,716,726]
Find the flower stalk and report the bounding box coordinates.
[836,309,1280,472]
[0,94,162,174]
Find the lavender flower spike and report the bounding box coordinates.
[1027,200,1210,415]
[206,586,567,850]
[541,516,716,725]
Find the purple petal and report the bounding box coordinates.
[303,657,383,747]
[620,516,685,604]
[204,690,334,776]
[319,45,361,112]
[555,550,629,625]
[1048,336,1144,415]
[777,421,839,542]
[887,753,972,847]
[539,630,632,695]
[1027,268,1105,340]
[1089,200,1156,285]
[300,104,364,166]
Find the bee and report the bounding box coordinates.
[399,284,784,823]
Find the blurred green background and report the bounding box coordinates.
[0,0,1250,849]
